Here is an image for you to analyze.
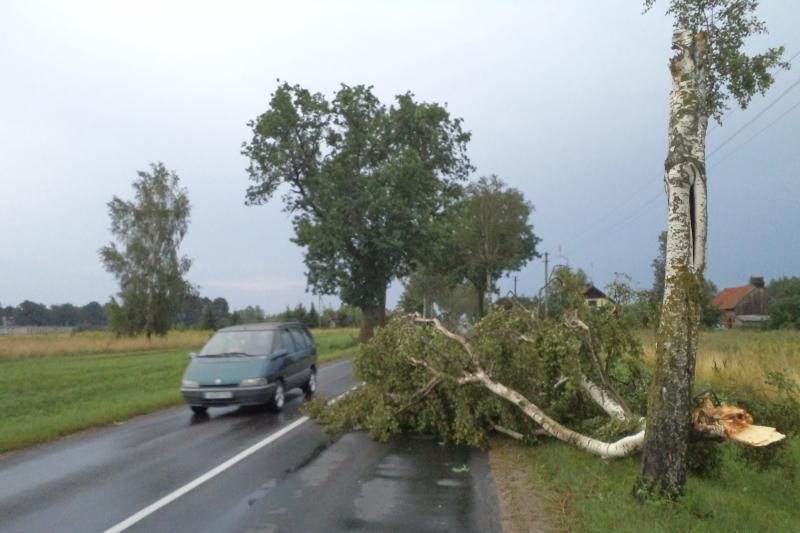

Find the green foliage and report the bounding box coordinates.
[734,371,800,473]
[234,305,265,324]
[651,231,667,308]
[242,82,472,334]
[428,175,540,317]
[180,294,230,328]
[397,267,479,321]
[686,439,723,478]
[311,287,648,449]
[99,162,192,338]
[543,266,589,318]
[768,276,800,329]
[198,305,217,331]
[645,0,787,121]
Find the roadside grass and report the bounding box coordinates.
[491,437,800,532]
[0,329,211,360]
[312,328,360,363]
[0,328,359,453]
[0,349,188,453]
[490,329,800,532]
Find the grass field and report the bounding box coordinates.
[491,328,800,532]
[0,328,359,453]
[640,328,800,393]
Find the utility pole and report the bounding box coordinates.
[543,252,549,319]
[513,276,518,297]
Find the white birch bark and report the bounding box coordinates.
[580,376,628,421]
[472,369,644,459]
[641,28,710,496]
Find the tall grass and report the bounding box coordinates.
[0,330,211,360]
[0,327,361,360]
[639,329,800,391]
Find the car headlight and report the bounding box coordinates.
[239,377,267,387]
[182,379,199,388]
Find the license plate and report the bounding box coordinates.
[204,391,233,400]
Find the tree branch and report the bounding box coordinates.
[564,311,632,416]
[413,316,477,362]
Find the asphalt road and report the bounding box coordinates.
[0,359,501,533]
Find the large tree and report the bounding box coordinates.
[768,276,800,329]
[100,163,192,338]
[445,175,540,317]
[638,0,786,499]
[243,83,472,341]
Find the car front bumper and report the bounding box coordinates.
[180,383,277,407]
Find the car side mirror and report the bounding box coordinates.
[272,348,289,358]
[188,352,197,358]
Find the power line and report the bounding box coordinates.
[560,51,800,255]
[563,177,659,245]
[567,189,664,250]
[708,75,800,155]
[707,48,800,133]
[710,99,800,169]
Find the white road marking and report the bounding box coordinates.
[321,359,352,372]
[103,416,309,533]
[104,385,356,533]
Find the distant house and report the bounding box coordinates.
[584,284,613,308]
[711,277,770,329]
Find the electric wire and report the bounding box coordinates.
[708,75,800,155]
[709,99,800,169]
[707,49,800,132]
[562,177,659,246]
[559,50,800,254]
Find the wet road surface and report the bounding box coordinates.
[0,359,501,533]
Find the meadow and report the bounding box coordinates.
[640,328,800,393]
[0,328,359,453]
[492,328,800,532]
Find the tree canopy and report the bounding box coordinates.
[428,175,539,318]
[100,162,192,338]
[768,277,800,329]
[645,0,787,122]
[243,82,472,340]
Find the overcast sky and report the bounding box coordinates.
[1,0,798,313]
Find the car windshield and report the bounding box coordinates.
[197,330,275,357]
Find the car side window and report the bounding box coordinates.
[279,329,296,352]
[301,329,314,347]
[289,328,307,349]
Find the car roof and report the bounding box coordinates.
[217,321,306,333]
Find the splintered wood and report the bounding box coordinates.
[692,397,786,447]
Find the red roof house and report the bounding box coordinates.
[711,277,770,328]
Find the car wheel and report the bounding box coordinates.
[191,405,207,415]
[270,380,285,412]
[302,369,317,397]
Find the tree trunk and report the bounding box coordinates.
[638,28,709,500]
[359,291,387,343]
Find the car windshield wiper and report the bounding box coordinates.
[200,352,250,358]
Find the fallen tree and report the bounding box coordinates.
[308,296,784,459]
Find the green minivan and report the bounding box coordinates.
[180,322,317,415]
